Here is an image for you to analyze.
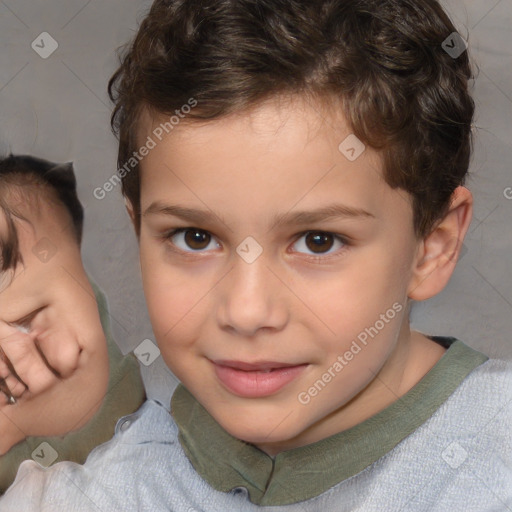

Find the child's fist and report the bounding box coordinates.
[0,319,60,401]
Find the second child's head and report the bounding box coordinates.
[0,155,83,277]
[109,0,475,454]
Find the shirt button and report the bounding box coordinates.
[119,418,132,431]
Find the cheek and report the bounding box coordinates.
[320,252,408,322]
[139,240,209,350]
[140,242,179,336]
[307,247,412,365]
[142,270,193,342]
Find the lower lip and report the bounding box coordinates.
[213,363,307,398]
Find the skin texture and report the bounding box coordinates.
[0,188,109,455]
[130,95,472,456]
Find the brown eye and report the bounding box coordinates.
[304,232,335,253]
[291,231,347,259]
[183,229,211,250]
[163,228,220,254]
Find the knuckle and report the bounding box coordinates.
[26,370,55,394]
[6,377,26,397]
[2,332,33,361]
[46,342,81,378]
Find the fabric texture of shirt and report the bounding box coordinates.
[0,337,511,511]
[0,277,146,494]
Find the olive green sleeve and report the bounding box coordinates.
[0,276,146,494]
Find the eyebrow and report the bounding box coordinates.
[142,202,375,230]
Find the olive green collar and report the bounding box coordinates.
[170,337,488,506]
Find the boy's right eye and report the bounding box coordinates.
[162,228,221,253]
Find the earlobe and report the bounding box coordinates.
[408,186,473,301]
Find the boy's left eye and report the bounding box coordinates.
[162,228,347,258]
[290,231,346,257]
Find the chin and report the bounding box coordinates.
[216,410,303,447]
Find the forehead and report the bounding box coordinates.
[137,95,344,149]
[136,97,412,229]
[137,96,376,176]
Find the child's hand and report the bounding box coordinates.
[0,319,63,454]
[0,319,60,401]
[0,267,110,446]
[0,221,109,455]
[0,273,85,394]
[0,296,109,456]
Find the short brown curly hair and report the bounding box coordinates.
[108,0,475,238]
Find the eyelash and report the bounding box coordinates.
[159,228,350,262]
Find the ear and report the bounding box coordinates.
[408,186,472,301]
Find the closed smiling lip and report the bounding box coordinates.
[213,360,303,372]
[211,359,308,397]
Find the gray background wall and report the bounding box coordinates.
[0,0,510,406]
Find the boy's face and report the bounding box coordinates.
[137,97,425,454]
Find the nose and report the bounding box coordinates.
[217,256,289,337]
